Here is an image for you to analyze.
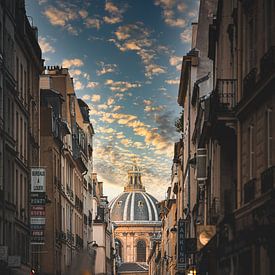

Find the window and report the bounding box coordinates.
[20,117,23,156]
[15,169,18,214]
[248,18,255,69]
[24,122,27,160]
[136,240,146,262]
[16,57,19,85]
[117,201,122,207]
[248,125,254,179]
[265,0,272,49]
[266,108,273,167]
[16,112,18,147]
[20,64,23,97]
[138,201,144,207]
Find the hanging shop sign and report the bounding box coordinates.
[30,192,46,205]
[177,218,186,270]
[186,238,197,254]
[30,206,46,217]
[30,217,46,225]
[31,168,46,193]
[30,167,47,245]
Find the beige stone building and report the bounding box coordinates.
[147,142,181,275]
[0,0,43,274]
[91,173,113,275]
[174,0,275,274]
[110,164,161,274]
[39,66,94,274]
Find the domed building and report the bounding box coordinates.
[110,165,161,273]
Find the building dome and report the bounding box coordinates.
[110,164,160,223]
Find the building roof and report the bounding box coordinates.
[110,191,160,222]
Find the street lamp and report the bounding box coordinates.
[187,268,197,275]
[87,241,98,248]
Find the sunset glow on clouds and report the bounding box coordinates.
[27,0,199,200]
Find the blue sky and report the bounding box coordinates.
[26,0,199,200]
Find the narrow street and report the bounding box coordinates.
[0,0,274,275]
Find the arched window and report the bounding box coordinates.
[136,240,146,262]
[115,239,123,260]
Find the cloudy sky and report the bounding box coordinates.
[26,0,199,200]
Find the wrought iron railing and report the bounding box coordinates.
[215,79,237,111]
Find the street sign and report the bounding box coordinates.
[177,218,186,270]
[31,224,45,230]
[30,168,46,245]
[8,256,21,267]
[30,217,46,225]
[31,205,45,216]
[0,246,8,261]
[31,236,45,244]
[186,238,197,254]
[31,168,46,192]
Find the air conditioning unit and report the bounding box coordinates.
[196,148,207,181]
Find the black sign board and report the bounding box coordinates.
[177,218,186,270]
[186,238,197,254]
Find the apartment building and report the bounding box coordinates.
[39,66,94,275]
[174,0,275,274]
[0,1,43,274]
[91,173,113,275]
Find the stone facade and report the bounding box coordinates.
[39,67,94,275]
[161,0,275,274]
[0,1,43,274]
[92,174,113,275]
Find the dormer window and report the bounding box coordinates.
[138,201,144,207]
[117,201,122,207]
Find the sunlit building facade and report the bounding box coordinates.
[39,66,94,274]
[174,0,275,274]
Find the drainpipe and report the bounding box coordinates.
[1,1,6,250]
[187,62,191,219]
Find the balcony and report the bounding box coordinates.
[56,230,66,243]
[75,195,83,213]
[214,79,237,112]
[66,184,74,201]
[88,211,92,227]
[72,135,88,173]
[67,230,74,245]
[244,178,256,204]
[243,68,257,97]
[261,166,275,194]
[75,234,84,249]
[260,46,275,78]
